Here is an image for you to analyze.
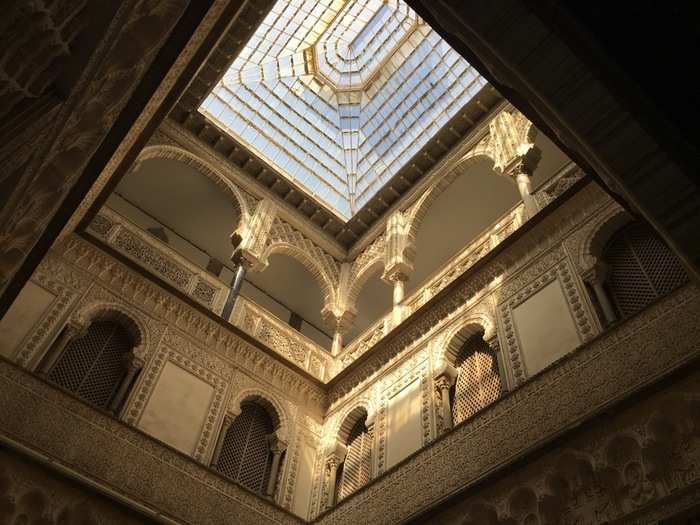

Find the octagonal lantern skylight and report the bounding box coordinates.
[200,0,486,220]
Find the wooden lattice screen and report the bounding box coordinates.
[336,418,372,501]
[48,321,131,409]
[451,334,502,426]
[604,222,688,319]
[216,403,273,494]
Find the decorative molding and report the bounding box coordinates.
[88,207,228,313]
[316,284,700,524]
[14,258,89,368]
[55,235,327,406]
[129,334,228,463]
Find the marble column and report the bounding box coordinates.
[584,263,617,326]
[388,273,409,328]
[109,354,144,414]
[331,330,343,356]
[266,434,288,497]
[221,262,248,321]
[433,363,458,434]
[515,171,538,218]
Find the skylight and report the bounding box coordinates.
[200,0,485,220]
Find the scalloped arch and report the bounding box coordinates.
[72,301,151,354]
[229,387,290,439]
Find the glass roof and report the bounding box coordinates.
[200,0,485,220]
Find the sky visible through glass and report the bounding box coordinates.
[200,0,485,220]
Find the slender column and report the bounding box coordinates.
[331,330,343,356]
[435,376,453,433]
[324,456,341,509]
[109,354,144,414]
[388,273,408,328]
[211,414,235,469]
[221,262,248,321]
[265,434,288,497]
[433,363,457,435]
[515,172,538,218]
[584,263,617,326]
[592,280,617,326]
[37,320,86,375]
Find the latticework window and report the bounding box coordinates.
[48,321,131,410]
[604,222,688,319]
[216,403,273,494]
[451,334,502,426]
[336,418,372,501]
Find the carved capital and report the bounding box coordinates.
[582,261,609,286]
[433,363,458,386]
[267,433,288,455]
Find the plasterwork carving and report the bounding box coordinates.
[315,284,700,524]
[89,208,228,312]
[329,183,602,400]
[14,258,89,368]
[534,163,585,208]
[565,198,631,275]
[0,447,150,525]
[449,377,700,525]
[56,235,326,406]
[129,334,227,462]
[1,0,188,296]
[0,358,307,524]
[346,233,385,311]
[228,387,292,441]
[233,296,329,378]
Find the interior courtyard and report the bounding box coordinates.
[0,1,698,524]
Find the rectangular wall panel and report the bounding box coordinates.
[292,438,317,519]
[138,360,214,455]
[0,281,56,359]
[386,378,422,469]
[512,278,581,376]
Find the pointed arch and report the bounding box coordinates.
[135,144,252,231]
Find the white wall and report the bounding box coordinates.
[512,279,581,376]
[0,281,56,360]
[138,360,214,455]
